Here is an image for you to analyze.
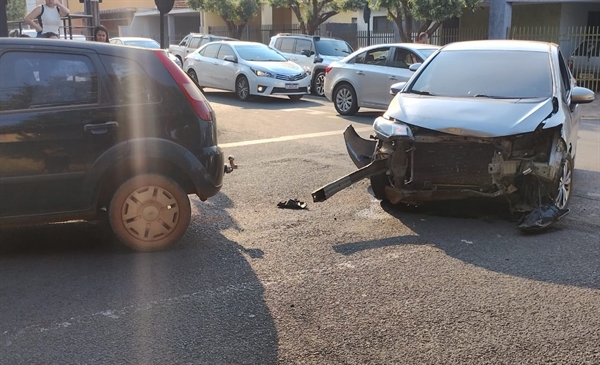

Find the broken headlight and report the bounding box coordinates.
[373,116,414,141]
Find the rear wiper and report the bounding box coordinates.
[410,90,436,96]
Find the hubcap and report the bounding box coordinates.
[120,185,180,242]
[315,74,325,96]
[555,159,572,209]
[335,87,353,113]
[237,78,249,99]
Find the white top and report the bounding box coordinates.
[38,5,61,35]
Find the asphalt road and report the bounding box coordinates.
[1,91,599,365]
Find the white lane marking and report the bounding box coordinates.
[220,127,373,148]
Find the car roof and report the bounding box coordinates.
[358,43,441,51]
[442,40,554,52]
[0,37,157,55]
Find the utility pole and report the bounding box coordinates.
[84,0,100,39]
[363,2,371,47]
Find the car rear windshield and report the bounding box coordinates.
[419,49,437,60]
[315,39,353,57]
[410,50,553,99]
[235,45,287,62]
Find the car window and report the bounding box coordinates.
[217,45,235,60]
[0,51,98,111]
[235,44,287,62]
[188,37,202,49]
[315,39,353,57]
[294,39,312,54]
[355,47,390,66]
[124,40,160,49]
[279,38,295,53]
[391,48,420,69]
[200,38,211,47]
[557,50,572,94]
[274,38,282,49]
[202,44,221,59]
[179,35,190,47]
[410,50,552,99]
[100,55,161,105]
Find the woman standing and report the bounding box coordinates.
[93,25,110,43]
[24,0,70,38]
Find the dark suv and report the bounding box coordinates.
[0,38,229,251]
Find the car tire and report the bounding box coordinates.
[312,70,326,96]
[288,95,303,101]
[552,153,573,210]
[108,174,191,252]
[236,75,251,101]
[370,173,389,201]
[187,69,203,91]
[176,55,183,67]
[333,83,359,116]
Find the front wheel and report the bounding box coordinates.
[108,174,191,252]
[333,83,359,116]
[553,153,573,210]
[187,69,203,92]
[370,173,390,201]
[312,71,326,96]
[236,75,251,101]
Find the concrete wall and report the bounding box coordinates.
[560,2,600,28]
[512,3,562,27]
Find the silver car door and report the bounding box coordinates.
[352,46,393,107]
[215,44,237,89]
[197,44,221,88]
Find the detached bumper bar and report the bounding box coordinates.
[311,159,387,202]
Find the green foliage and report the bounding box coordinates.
[186,0,262,38]
[268,0,364,34]
[371,0,481,41]
[7,0,27,22]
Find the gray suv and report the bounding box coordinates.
[269,34,353,96]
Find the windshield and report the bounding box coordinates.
[124,40,161,49]
[315,39,353,57]
[235,45,287,62]
[410,50,552,99]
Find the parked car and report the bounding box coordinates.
[184,41,311,101]
[568,37,599,88]
[312,40,595,231]
[269,33,353,96]
[169,33,237,66]
[0,38,232,251]
[110,36,182,67]
[323,43,440,115]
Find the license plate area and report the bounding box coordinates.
[285,83,299,89]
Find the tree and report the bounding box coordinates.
[186,0,262,39]
[371,0,482,42]
[268,0,364,35]
[7,0,26,22]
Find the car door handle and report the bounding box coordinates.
[356,71,365,75]
[84,121,118,135]
[388,76,398,81]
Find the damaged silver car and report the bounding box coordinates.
[312,40,595,230]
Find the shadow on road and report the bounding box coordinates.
[333,194,600,290]
[0,193,278,364]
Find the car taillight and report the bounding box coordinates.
[325,65,332,75]
[154,50,212,122]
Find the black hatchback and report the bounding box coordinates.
[0,38,229,251]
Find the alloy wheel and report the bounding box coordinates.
[555,157,572,209]
[315,73,325,96]
[237,76,249,100]
[335,87,354,113]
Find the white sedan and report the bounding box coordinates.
[323,43,440,115]
[184,41,311,101]
[109,37,182,68]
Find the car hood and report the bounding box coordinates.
[244,60,304,74]
[385,94,555,137]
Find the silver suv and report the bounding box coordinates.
[269,34,353,96]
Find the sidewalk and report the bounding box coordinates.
[581,92,599,119]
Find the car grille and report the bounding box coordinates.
[411,142,496,187]
[271,87,308,94]
[275,73,306,81]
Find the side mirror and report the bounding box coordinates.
[409,63,421,72]
[301,49,314,57]
[390,82,406,96]
[223,55,237,63]
[571,86,595,104]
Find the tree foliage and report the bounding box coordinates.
[7,0,27,22]
[370,0,482,42]
[268,0,364,35]
[186,0,262,39]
